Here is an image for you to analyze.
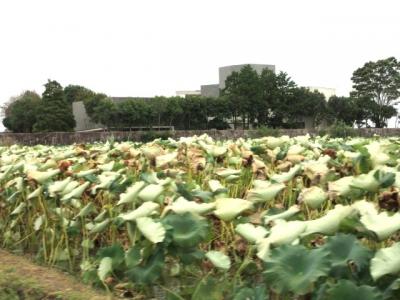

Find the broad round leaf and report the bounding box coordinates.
[264,244,330,295]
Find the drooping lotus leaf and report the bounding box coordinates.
[60,181,80,196]
[126,249,164,284]
[205,251,231,270]
[302,204,354,236]
[137,184,164,202]
[362,212,400,241]
[370,242,400,281]
[328,176,355,197]
[215,168,241,178]
[155,152,178,168]
[298,186,327,209]
[27,169,60,184]
[351,170,381,193]
[119,202,160,221]
[97,257,113,281]
[235,223,269,243]
[321,234,373,278]
[214,198,253,221]
[264,205,301,224]
[192,275,224,300]
[264,244,330,295]
[27,186,42,200]
[61,181,90,202]
[48,177,72,197]
[91,172,120,194]
[117,181,145,205]
[136,217,166,244]
[162,212,209,248]
[270,165,301,183]
[325,280,383,300]
[89,218,111,234]
[168,197,216,215]
[75,202,96,219]
[246,183,286,203]
[10,202,26,215]
[75,169,98,178]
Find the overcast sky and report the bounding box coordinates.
[0,0,399,119]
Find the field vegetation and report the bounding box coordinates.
[1,134,400,299]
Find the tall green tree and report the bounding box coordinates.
[351,57,400,127]
[222,65,263,129]
[261,70,297,128]
[33,80,76,132]
[2,91,41,132]
[64,85,96,103]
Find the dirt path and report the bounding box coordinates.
[0,249,112,300]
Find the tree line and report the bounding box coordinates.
[2,57,399,132]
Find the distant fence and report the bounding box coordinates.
[1,128,400,145]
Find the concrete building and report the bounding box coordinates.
[306,86,336,101]
[72,101,102,131]
[176,90,201,97]
[200,64,276,98]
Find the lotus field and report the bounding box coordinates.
[3,135,400,299]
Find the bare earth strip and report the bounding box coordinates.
[0,249,112,300]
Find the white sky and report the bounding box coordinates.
[0,0,399,127]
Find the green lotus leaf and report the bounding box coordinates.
[325,280,383,300]
[298,186,327,209]
[246,183,285,203]
[125,245,142,268]
[264,205,300,224]
[192,275,223,300]
[98,256,113,281]
[117,181,145,205]
[126,249,164,284]
[370,242,400,281]
[61,181,90,202]
[321,233,372,278]
[119,202,160,221]
[136,217,166,244]
[235,223,269,243]
[214,198,253,221]
[137,184,164,202]
[233,286,267,300]
[168,197,216,215]
[264,244,330,295]
[162,212,209,248]
[205,251,231,270]
[97,244,125,268]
